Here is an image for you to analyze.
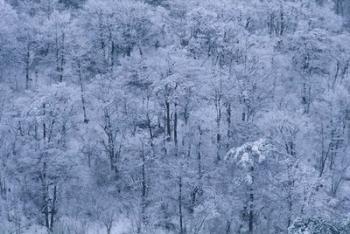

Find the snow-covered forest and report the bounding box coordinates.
[1,0,350,233]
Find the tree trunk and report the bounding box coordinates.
[25,43,31,89]
[225,219,231,234]
[111,41,115,70]
[285,140,296,230]
[178,176,184,234]
[248,166,254,234]
[40,162,50,231]
[77,60,89,123]
[49,185,57,232]
[106,226,112,234]
[140,144,147,233]
[174,102,178,149]
[43,104,47,140]
[166,100,171,141]
[287,188,293,228]
[103,110,119,177]
[59,33,65,82]
[279,8,285,36]
[98,12,106,62]
[146,94,156,157]
[215,90,222,162]
[197,126,203,180]
[226,103,232,149]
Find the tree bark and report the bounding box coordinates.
[248,166,254,234]
[178,176,184,234]
[215,89,222,162]
[166,100,171,141]
[140,143,147,233]
[174,102,178,149]
[25,43,31,89]
[59,33,65,82]
[77,60,89,123]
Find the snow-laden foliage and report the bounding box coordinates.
[226,139,272,167]
[288,217,350,234]
[0,0,350,233]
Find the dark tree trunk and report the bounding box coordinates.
[49,185,57,232]
[106,226,112,234]
[166,100,171,141]
[40,162,50,231]
[280,10,284,36]
[43,104,46,140]
[140,143,147,233]
[111,41,115,69]
[77,60,89,123]
[25,43,31,89]
[248,166,254,234]
[197,126,203,180]
[174,102,178,148]
[178,176,184,234]
[225,220,231,234]
[59,33,65,82]
[215,90,222,162]
[226,103,232,148]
